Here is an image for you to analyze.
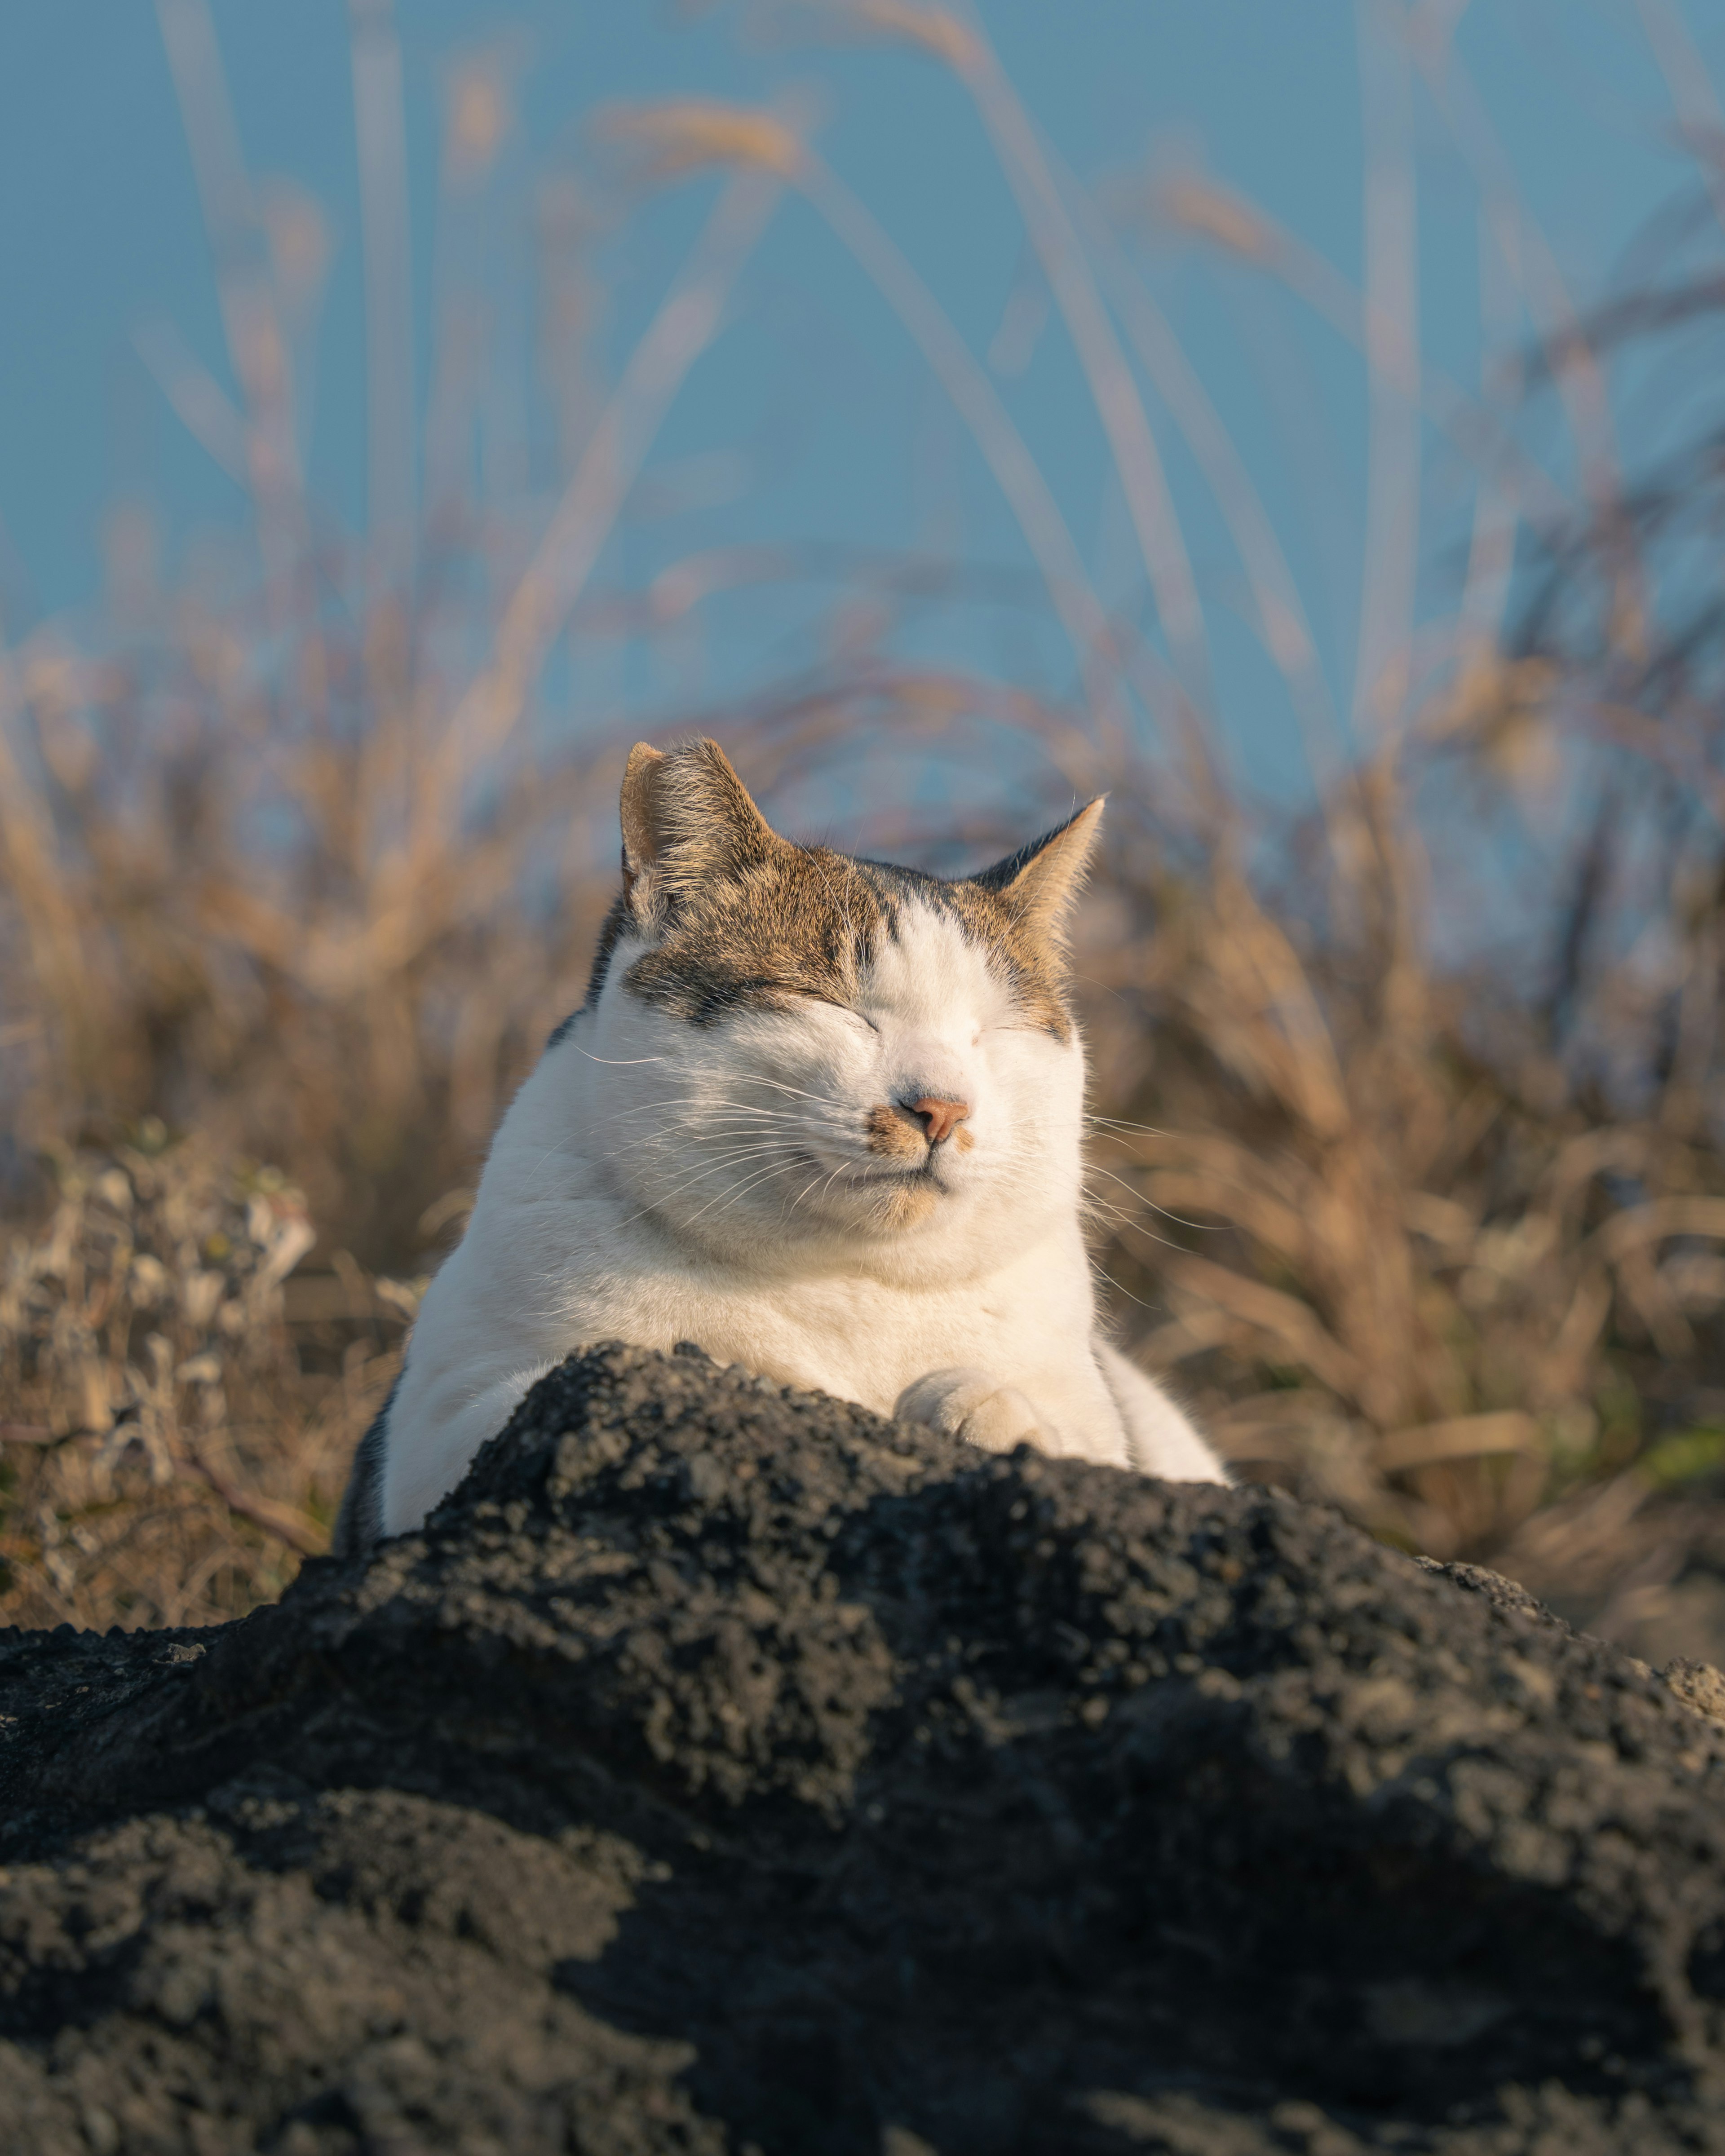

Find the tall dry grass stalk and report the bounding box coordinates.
[6,1,1725,1647]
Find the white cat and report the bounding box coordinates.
[336,739,1225,1552]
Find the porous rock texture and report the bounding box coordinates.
[5,1346,1725,2154]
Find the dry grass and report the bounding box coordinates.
[7,1,1725,1655]
[1081,801,1725,1577]
[0,1130,404,1626]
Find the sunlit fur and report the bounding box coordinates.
[373,745,1226,1539]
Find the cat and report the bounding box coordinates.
[334,738,1226,1555]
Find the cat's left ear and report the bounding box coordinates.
[971,798,1105,943]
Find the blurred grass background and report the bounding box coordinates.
[9,0,1725,1659]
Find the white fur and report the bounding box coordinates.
[380,898,1227,1535]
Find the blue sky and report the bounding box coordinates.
[0,1,1717,801]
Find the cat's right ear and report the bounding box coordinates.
[618,738,784,930]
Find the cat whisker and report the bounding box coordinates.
[1088,1258,1165,1312]
[633,1128,854,1172]
[598,1103,796,1132]
[664,1142,798,1180]
[814,1157,859,1211]
[594,1104,855,1155]
[783,1168,830,1220]
[724,1073,856,1110]
[597,1093,854,1132]
[1085,1114,1176,1141]
[626,1115,842,1144]
[1091,1209,1187,1256]
[681,1159,809,1231]
[1084,1161,1221,1231]
[608,1143,799,1228]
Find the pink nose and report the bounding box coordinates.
[907,1096,971,1146]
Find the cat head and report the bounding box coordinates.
[566,739,1102,1276]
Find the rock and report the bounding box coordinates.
[4,1342,1725,2153]
[1660,1656,1725,1728]
[1413,1555,1562,1626]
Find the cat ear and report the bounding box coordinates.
[617,738,785,920]
[619,742,666,904]
[971,797,1105,943]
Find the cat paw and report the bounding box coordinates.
[893,1367,1053,1454]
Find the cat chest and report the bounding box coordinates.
[655,1275,1069,1411]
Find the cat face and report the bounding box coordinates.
[566,741,1101,1277]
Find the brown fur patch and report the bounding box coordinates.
[874,1179,940,1229]
[866,1104,927,1160]
[627,841,893,1023]
[936,879,1075,1041]
[951,798,1105,1041]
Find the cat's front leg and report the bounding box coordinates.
[893,1366,1054,1455]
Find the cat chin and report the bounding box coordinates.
[862,1182,944,1233]
[820,1170,947,1233]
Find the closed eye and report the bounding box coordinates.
[748,983,879,1032]
[808,993,880,1034]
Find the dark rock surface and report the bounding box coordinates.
[5,1344,1725,2153]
